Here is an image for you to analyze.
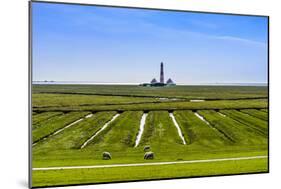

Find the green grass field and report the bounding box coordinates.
[32,84,268,187]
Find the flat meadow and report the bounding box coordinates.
[31,84,268,187]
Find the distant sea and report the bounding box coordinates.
[32,81,268,86]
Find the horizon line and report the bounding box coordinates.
[32,81,268,86]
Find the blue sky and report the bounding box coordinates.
[32,2,268,84]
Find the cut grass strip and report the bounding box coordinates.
[198,110,267,144]
[33,111,117,150]
[196,111,235,143]
[86,111,142,150]
[174,111,230,147]
[80,113,120,149]
[217,112,226,117]
[220,110,268,135]
[134,113,148,147]
[32,112,90,143]
[139,111,183,150]
[240,109,268,121]
[169,113,186,145]
[32,112,63,129]
[260,109,268,113]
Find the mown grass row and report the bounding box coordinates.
[260,109,268,112]
[173,111,230,148]
[198,110,267,145]
[86,111,143,151]
[139,111,183,150]
[33,111,117,151]
[240,109,268,121]
[32,112,90,143]
[32,112,63,129]
[219,110,268,135]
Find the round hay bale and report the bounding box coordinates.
[102,152,111,160]
[144,145,150,152]
[144,151,154,160]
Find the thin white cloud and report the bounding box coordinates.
[212,35,267,47]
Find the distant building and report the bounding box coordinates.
[151,78,158,84]
[166,78,176,86]
[140,62,176,87]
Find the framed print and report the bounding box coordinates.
[29,1,269,187]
